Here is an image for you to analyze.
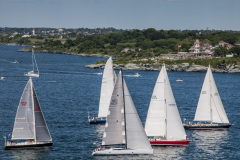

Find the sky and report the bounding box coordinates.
[0,0,240,31]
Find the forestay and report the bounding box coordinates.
[98,57,116,118]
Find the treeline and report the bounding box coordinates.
[1,28,240,60]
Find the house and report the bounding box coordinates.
[121,48,142,53]
[189,39,214,55]
[218,41,233,50]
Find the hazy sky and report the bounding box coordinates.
[0,0,239,30]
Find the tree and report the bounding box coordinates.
[214,46,229,57]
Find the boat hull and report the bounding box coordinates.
[5,142,53,150]
[150,140,189,146]
[184,124,231,130]
[89,117,106,124]
[92,148,153,155]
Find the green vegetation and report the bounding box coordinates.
[1,28,240,68]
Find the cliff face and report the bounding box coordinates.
[84,63,240,73]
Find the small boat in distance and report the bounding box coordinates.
[89,57,116,124]
[124,73,141,77]
[96,72,103,75]
[183,65,231,130]
[10,60,18,64]
[92,70,153,155]
[24,49,39,78]
[5,49,53,149]
[1,77,5,80]
[176,79,183,82]
[145,64,189,146]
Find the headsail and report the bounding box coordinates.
[124,79,152,150]
[98,57,116,118]
[194,66,229,123]
[33,84,52,142]
[102,71,125,146]
[145,65,187,140]
[164,66,186,140]
[12,78,35,140]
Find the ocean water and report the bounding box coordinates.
[0,45,239,160]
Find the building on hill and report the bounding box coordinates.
[217,41,233,50]
[189,39,214,55]
[121,48,142,53]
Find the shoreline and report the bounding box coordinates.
[2,44,240,73]
[84,63,240,73]
[17,47,109,58]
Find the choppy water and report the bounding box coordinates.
[0,45,239,160]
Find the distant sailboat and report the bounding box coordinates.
[92,70,153,155]
[184,65,231,130]
[24,49,39,78]
[145,64,189,146]
[4,49,52,149]
[89,57,116,124]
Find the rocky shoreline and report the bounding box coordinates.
[17,47,107,58]
[84,63,240,73]
[16,47,240,73]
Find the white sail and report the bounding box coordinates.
[102,71,152,150]
[145,65,187,140]
[145,66,166,137]
[102,71,125,146]
[12,78,52,142]
[12,78,35,140]
[98,57,116,118]
[164,66,186,140]
[124,79,152,150]
[194,66,229,123]
[33,84,52,142]
[194,67,211,122]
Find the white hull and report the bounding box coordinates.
[92,148,153,156]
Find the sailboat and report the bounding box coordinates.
[145,64,189,146]
[92,70,153,155]
[89,57,116,124]
[184,65,231,130]
[4,49,52,149]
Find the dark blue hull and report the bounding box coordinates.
[184,124,231,130]
[89,117,106,124]
[5,142,53,150]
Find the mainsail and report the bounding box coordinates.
[12,78,52,142]
[194,66,229,124]
[98,57,116,118]
[102,70,125,146]
[12,79,35,140]
[102,71,152,150]
[145,64,187,140]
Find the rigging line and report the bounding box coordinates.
[121,69,127,149]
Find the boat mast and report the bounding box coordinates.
[164,64,167,139]
[121,69,127,149]
[30,77,37,142]
[209,65,213,123]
